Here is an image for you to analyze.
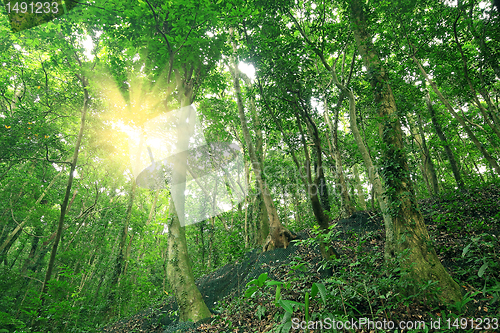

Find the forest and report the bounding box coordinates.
[0,0,499,332]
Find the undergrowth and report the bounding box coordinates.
[210,184,500,332]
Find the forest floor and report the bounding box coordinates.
[101,184,500,333]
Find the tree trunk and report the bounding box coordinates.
[257,194,270,245]
[453,15,500,140]
[260,88,336,258]
[413,56,500,176]
[229,27,294,251]
[248,81,271,246]
[269,109,335,260]
[301,106,331,213]
[288,10,390,227]
[243,198,249,248]
[207,217,215,269]
[199,222,205,271]
[329,55,394,256]
[39,76,89,306]
[417,113,439,194]
[166,88,211,322]
[293,192,301,225]
[105,180,136,319]
[0,169,63,255]
[324,95,355,217]
[352,164,367,210]
[243,160,250,248]
[281,183,288,225]
[426,92,465,190]
[408,113,439,195]
[350,0,462,304]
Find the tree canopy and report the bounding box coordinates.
[0,0,499,332]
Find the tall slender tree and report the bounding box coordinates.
[348,0,462,303]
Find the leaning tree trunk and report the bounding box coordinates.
[229,27,294,251]
[426,92,465,190]
[330,58,394,258]
[350,0,462,304]
[413,56,500,176]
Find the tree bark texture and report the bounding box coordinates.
[350,0,462,303]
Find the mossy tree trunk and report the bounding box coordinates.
[165,85,211,322]
[166,200,211,322]
[349,0,462,304]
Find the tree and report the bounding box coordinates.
[348,0,462,303]
[425,91,465,190]
[229,28,295,251]
[38,42,94,308]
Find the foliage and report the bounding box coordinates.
[0,0,499,331]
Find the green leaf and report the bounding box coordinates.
[256,304,266,320]
[311,283,318,299]
[265,280,282,286]
[246,278,258,287]
[281,320,292,333]
[279,300,303,314]
[313,283,327,304]
[280,312,292,333]
[244,286,258,298]
[257,272,268,287]
[304,292,309,322]
[478,262,488,277]
[275,284,281,306]
[462,242,473,257]
[278,300,294,314]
